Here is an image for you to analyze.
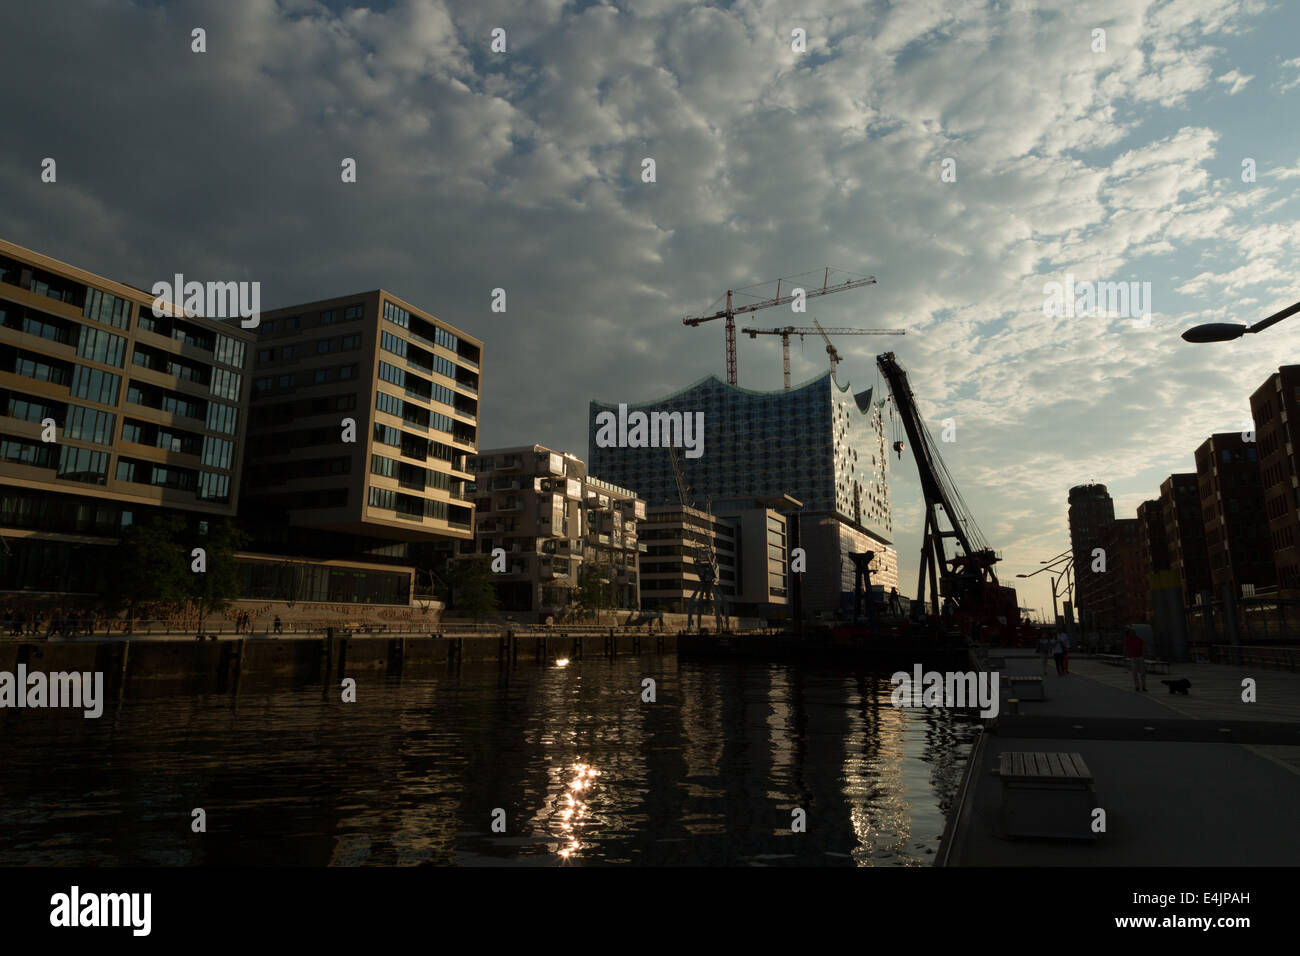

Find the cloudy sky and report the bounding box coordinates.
[3,0,1299,617]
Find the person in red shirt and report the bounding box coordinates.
[1123,627,1146,691]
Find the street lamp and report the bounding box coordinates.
[1018,555,1074,633]
[1182,300,1300,343]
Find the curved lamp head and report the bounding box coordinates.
[1181,323,1248,343]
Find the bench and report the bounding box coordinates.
[1003,674,1045,701]
[994,751,1100,840]
[1146,658,1170,674]
[1098,654,1125,666]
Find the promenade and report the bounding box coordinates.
[941,651,1300,866]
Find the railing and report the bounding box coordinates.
[1208,643,1299,671]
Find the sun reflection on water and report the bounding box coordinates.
[555,761,601,860]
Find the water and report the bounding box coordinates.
[0,657,979,866]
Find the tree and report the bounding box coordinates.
[576,560,616,621]
[442,556,499,622]
[185,519,248,635]
[106,515,188,632]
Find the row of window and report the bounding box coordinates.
[0,436,109,484]
[83,289,132,330]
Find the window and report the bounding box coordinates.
[281,345,297,360]
[381,331,408,358]
[206,401,238,435]
[201,436,234,470]
[378,362,405,387]
[369,486,397,509]
[83,289,132,330]
[278,374,293,389]
[263,319,278,333]
[374,424,400,447]
[209,367,241,400]
[317,339,334,354]
[314,368,329,385]
[285,315,300,330]
[320,309,338,325]
[255,377,273,393]
[344,304,364,321]
[13,352,69,386]
[4,393,60,425]
[0,436,56,468]
[339,364,357,380]
[376,391,402,417]
[65,405,116,445]
[56,445,109,483]
[342,334,360,350]
[115,459,137,482]
[371,455,397,478]
[198,471,230,502]
[69,365,121,405]
[257,348,272,363]
[383,302,410,328]
[214,334,245,369]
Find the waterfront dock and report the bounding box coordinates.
[939,650,1300,865]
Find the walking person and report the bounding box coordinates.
[888,587,903,618]
[1053,629,1069,675]
[1124,626,1147,691]
[273,614,282,635]
[1037,632,1051,675]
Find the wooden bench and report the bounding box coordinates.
[1098,654,1125,666]
[1146,658,1170,674]
[995,751,1100,840]
[1003,674,1045,701]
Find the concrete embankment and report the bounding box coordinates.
[0,630,679,698]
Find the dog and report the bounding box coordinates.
[1161,678,1191,695]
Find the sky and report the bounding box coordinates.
[3,0,1299,619]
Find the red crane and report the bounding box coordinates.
[682,268,877,385]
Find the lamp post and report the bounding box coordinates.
[1017,552,1074,633]
[1182,300,1300,343]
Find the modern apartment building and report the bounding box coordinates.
[0,238,252,594]
[1160,473,1212,608]
[460,445,643,620]
[239,291,481,604]
[588,370,897,617]
[1193,433,1274,599]
[1249,366,1300,594]
[1111,517,1148,625]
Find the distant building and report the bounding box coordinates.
[1160,473,1212,608]
[1111,517,1147,625]
[588,371,897,618]
[1136,498,1170,618]
[1193,433,1273,600]
[0,238,253,594]
[639,504,737,615]
[1068,483,1117,633]
[1249,366,1300,595]
[459,445,642,621]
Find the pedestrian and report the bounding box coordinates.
[1123,626,1147,691]
[274,614,282,635]
[1054,629,1069,675]
[1036,632,1051,674]
[888,587,903,617]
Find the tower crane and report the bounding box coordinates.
[667,444,729,632]
[742,322,905,388]
[682,268,876,385]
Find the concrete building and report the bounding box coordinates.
[1067,483,1117,633]
[461,445,643,621]
[239,291,481,604]
[1160,473,1212,608]
[639,504,738,614]
[1111,517,1148,625]
[1193,433,1273,600]
[1249,366,1300,595]
[588,370,897,618]
[0,238,253,594]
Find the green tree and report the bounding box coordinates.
[443,556,499,622]
[186,519,248,635]
[106,515,188,632]
[576,560,615,621]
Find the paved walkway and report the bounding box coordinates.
[942,651,1300,865]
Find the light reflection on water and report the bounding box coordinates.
[0,657,977,866]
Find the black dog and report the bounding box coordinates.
[1161,678,1191,695]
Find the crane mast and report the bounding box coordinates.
[667,445,729,631]
[742,323,905,388]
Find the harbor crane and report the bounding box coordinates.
[667,444,729,632]
[682,268,877,385]
[875,351,1018,633]
[742,321,905,388]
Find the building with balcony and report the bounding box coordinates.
[587,370,897,618]
[1193,433,1273,599]
[1136,498,1169,619]
[238,291,481,604]
[1067,483,1117,634]
[0,238,252,594]
[458,445,643,620]
[638,504,737,614]
[1249,366,1300,595]
[1160,473,1212,608]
